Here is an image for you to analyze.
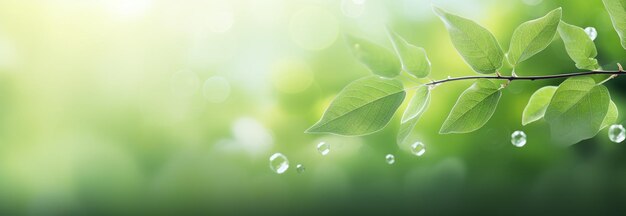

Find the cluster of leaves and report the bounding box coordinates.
[307,2,626,146]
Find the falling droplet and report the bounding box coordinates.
[411,142,426,156]
[608,124,626,143]
[317,141,330,156]
[296,164,305,174]
[269,153,289,174]
[385,154,395,164]
[511,130,527,147]
[584,27,597,41]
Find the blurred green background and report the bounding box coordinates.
[0,0,625,214]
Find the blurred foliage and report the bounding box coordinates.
[0,0,625,214]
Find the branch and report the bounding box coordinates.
[426,70,625,86]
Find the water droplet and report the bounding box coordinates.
[511,130,527,147]
[317,141,330,156]
[411,142,426,156]
[385,154,395,164]
[354,43,361,49]
[609,124,626,143]
[584,27,597,41]
[296,164,305,174]
[269,153,289,174]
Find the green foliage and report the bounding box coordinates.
[433,7,504,74]
[601,100,619,130]
[387,29,431,78]
[602,0,626,49]
[345,35,402,78]
[306,76,406,135]
[440,80,502,134]
[557,21,600,70]
[507,8,561,66]
[309,4,625,149]
[522,86,557,126]
[544,77,609,145]
[397,86,430,145]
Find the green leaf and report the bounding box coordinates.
[387,29,431,78]
[306,76,406,136]
[544,77,610,145]
[601,100,619,130]
[601,0,626,50]
[401,86,430,123]
[440,79,502,134]
[433,6,504,74]
[397,86,431,145]
[345,35,402,78]
[508,8,562,66]
[557,21,600,70]
[522,86,557,125]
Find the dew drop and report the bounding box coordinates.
[411,142,426,156]
[296,164,305,174]
[511,130,527,147]
[609,124,626,143]
[584,27,597,41]
[317,141,330,156]
[269,153,289,174]
[385,154,395,164]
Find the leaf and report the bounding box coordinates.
[306,76,406,136]
[601,0,626,50]
[508,8,562,66]
[544,77,610,145]
[440,79,502,134]
[401,86,431,123]
[522,86,557,125]
[557,21,600,70]
[345,35,402,78]
[433,6,504,74]
[397,86,431,145]
[387,29,431,78]
[601,100,619,130]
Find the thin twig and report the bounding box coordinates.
[426,70,624,86]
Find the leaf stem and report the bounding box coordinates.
[425,70,624,86]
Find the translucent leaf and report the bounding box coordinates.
[397,86,430,145]
[601,100,619,130]
[601,0,626,50]
[306,76,406,136]
[544,77,610,145]
[440,79,502,134]
[522,86,557,125]
[401,86,430,123]
[345,35,402,78]
[387,29,431,78]
[433,6,504,74]
[557,21,600,70]
[508,8,562,66]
